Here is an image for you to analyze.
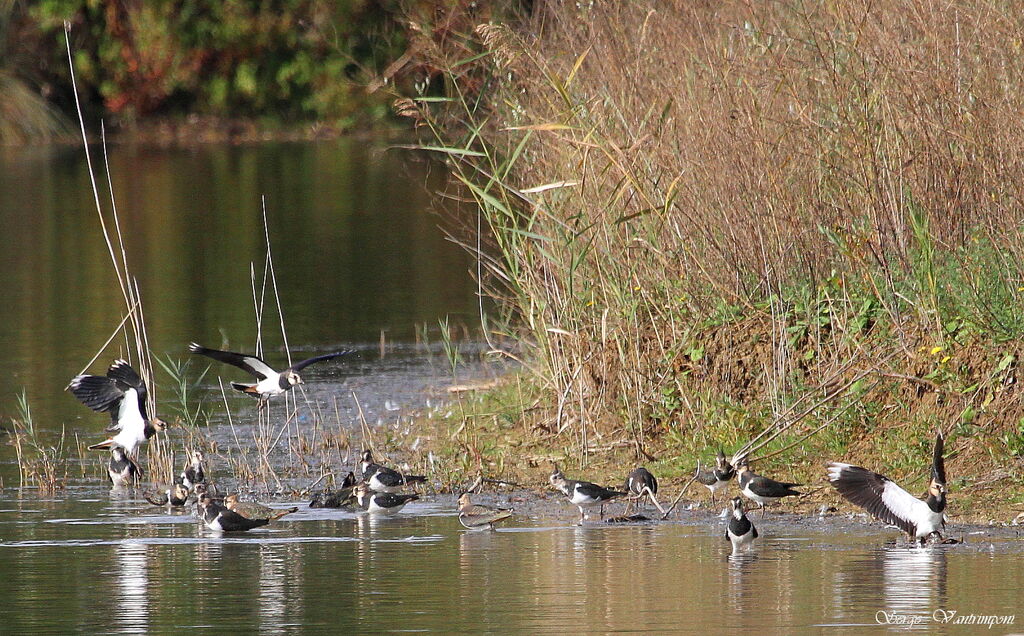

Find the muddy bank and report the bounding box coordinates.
[432,488,1024,549]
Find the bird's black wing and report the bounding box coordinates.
[68,374,125,413]
[375,493,420,508]
[288,350,356,373]
[189,343,276,379]
[695,468,718,487]
[220,508,272,531]
[341,471,357,489]
[371,468,406,488]
[577,482,626,500]
[828,463,918,537]
[751,475,802,497]
[105,360,149,419]
[932,432,946,483]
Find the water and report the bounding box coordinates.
[0,139,478,430]
[0,493,1021,634]
[1,140,1022,633]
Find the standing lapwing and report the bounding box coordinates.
[549,467,627,524]
[180,450,206,489]
[828,432,948,544]
[198,495,271,532]
[458,493,513,530]
[725,497,758,554]
[695,449,735,507]
[69,360,166,457]
[145,482,191,508]
[623,466,660,513]
[360,450,427,493]
[309,471,359,508]
[188,342,354,400]
[353,483,420,515]
[737,458,802,516]
[108,444,143,487]
[224,494,299,521]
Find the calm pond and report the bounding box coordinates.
[0,140,1021,634]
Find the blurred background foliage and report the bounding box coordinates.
[0,0,512,143]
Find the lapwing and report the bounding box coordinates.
[828,432,948,544]
[180,450,205,489]
[360,450,427,493]
[145,482,190,507]
[737,458,802,516]
[623,466,660,513]
[198,495,271,532]
[457,493,513,530]
[188,342,354,400]
[353,483,419,515]
[108,444,142,487]
[309,471,359,508]
[69,360,166,457]
[695,449,735,506]
[725,497,758,554]
[549,467,627,524]
[224,494,299,521]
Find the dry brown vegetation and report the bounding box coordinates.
[402,0,1024,491]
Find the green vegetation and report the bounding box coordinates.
[2,0,519,141]
[404,1,1024,511]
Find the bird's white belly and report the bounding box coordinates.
[741,487,777,505]
[914,508,944,538]
[207,515,225,532]
[708,480,728,494]
[255,376,286,396]
[570,491,600,507]
[729,530,755,551]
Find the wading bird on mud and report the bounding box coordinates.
[828,432,948,544]
[695,449,735,507]
[737,458,802,516]
[550,467,627,525]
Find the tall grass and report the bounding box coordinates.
[403,1,1024,465]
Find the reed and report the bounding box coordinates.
[10,390,68,494]
[63,25,174,484]
[402,1,1024,472]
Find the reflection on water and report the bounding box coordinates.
[114,542,149,634]
[0,497,1021,633]
[883,547,948,626]
[258,546,290,634]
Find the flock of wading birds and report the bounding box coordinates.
[69,343,951,548]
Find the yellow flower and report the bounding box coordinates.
[930,346,944,355]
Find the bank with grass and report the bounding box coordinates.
[401,1,1024,519]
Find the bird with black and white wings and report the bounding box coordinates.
[359,449,427,493]
[550,467,627,524]
[189,342,354,399]
[68,359,166,456]
[827,432,947,543]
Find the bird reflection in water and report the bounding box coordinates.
[882,545,948,618]
[114,542,149,633]
[258,546,291,634]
